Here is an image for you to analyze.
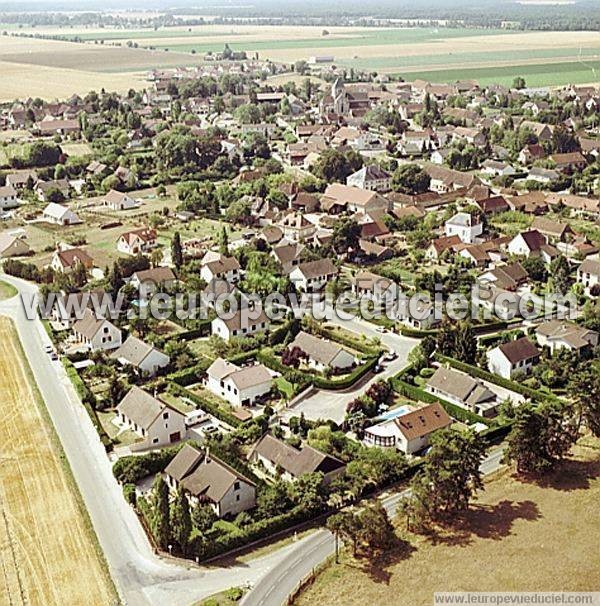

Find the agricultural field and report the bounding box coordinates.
[0,318,116,606]
[0,24,599,98]
[295,436,600,606]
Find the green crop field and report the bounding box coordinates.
[399,59,600,88]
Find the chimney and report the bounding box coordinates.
[204,447,210,464]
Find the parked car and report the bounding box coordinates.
[383,350,398,362]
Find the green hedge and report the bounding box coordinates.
[434,354,558,403]
[62,358,113,451]
[388,376,491,426]
[314,356,379,390]
[168,359,212,387]
[399,325,439,338]
[176,321,212,341]
[168,382,244,428]
[112,444,184,483]
[189,505,315,561]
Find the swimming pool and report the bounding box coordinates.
[377,406,411,421]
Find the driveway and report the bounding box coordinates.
[280,303,418,424]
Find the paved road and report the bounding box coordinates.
[281,303,419,424]
[242,447,506,606]
[0,275,314,606]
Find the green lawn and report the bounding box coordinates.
[0,280,17,301]
[275,376,294,400]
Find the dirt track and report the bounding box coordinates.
[0,318,116,606]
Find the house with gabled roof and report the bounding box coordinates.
[0,232,30,258]
[535,320,598,354]
[42,202,81,226]
[346,165,391,193]
[200,254,241,284]
[206,357,273,407]
[72,308,122,352]
[165,444,256,517]
[111,335,170,376]
[117,386,185,448]
[507,230,558,262]
[364,402,452,454]
[249,433,346,485]
[211,308,270,342]
[117,228,157,256]
[321,183,390,214]
[289,258,337,292]
[289,331,356,373]
[102,189,138,211]
[487,336,540,379]
[50,247,94,274]
[426,366,498,417]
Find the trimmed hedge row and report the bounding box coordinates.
[176,321,212,341]
[314,355,379,391]
[167,382,245,428]
[434,354,558,403]
[62,358,113,451]
[188,505,315,561]
[168,358,212,387]
[113,445,183,483]
[388,376,491,426]
[399,325,439,338]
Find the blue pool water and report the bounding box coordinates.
[377,406,411,421]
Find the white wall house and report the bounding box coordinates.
[289,259,337,293]
[72,309,122,352]
[0,185,20,210]
[42,202,81,226]
[206,358,273,407]
[577,258,600,295]
[535,320,599,354]
[487,336,540,379]
[211,309,270,342]
[363,403,452,455]
[117,386,185,449]
[103,189,138,211]
[111,335,170,376]
[165,445,256,518]
[444,212,483,244]
[200,255,241,284]
[289,331,356,373]
[117,228,157,256]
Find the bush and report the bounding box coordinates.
[123,483,137,506]
[168,359,211,386]
[225,587,244,601]
[112,444,183,483]
[313,356,379,390]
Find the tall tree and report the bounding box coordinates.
[170,487,192,554]
[150,475,171,549]
[410,428,486,522]
[504,400,577,474]
[568,361,600,437]
[171,231,183,269]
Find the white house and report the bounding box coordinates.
[130,266,177,297]
[535,320,598,354]
[352,270,401,306]
[103,189,138,211]
[0,185,20,210]
[111,335,170,376]
[276,212,317,242]
[117,228,157,256]
[444,212,483,244]
[577,258,600,295]
[42,202,81,226]
[487,336,540,379]
[426,365,498,417]
[346,165,391,193]
[200,255,241,284]
[117,386,185,449]
[481,159,517,178]
[363,402,452,454]
[165,444,256,518]
[72,309,122,352]
[50,247,94,274]
[206,357,273,407]
[211,308,270,342]
[507,230,557,262]
[289,259,337,293]
[289,331,355,373]
[249,433,346,485]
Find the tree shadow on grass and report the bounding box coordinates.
[515,457,600,492]
[346,536,416,585]
[420,499,541,549]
